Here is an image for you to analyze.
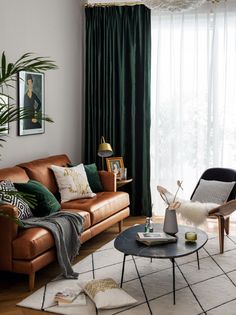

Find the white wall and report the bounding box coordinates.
[0,0,84,167]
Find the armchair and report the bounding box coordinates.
[191,168,236,253]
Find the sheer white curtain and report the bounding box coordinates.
[151,2,236,216]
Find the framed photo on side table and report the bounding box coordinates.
[18,71,45,136]
[106,157,124,179]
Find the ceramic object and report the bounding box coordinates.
[163,207,178,235]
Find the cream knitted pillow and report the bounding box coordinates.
[79,278,137,309]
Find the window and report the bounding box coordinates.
[151,4,236,215]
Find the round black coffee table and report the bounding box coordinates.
[114,224,208,304]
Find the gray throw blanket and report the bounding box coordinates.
[21,211,84,279]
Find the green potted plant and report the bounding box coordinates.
[0,51,57,136]
[0,51,57,222]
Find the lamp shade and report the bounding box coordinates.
[98,136,113,157]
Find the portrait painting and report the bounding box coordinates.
[106,157,124,179]
[18,71,44,136]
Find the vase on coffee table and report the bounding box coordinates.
[163,207,178,235]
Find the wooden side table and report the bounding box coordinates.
[116,178,133,189]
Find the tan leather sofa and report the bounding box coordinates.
[0,154,130,290]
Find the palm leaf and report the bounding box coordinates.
[1,52,6,79]
[0,104,54,137]
[7,191,37,209]
[0,51,56,150]
[0,52,57,87]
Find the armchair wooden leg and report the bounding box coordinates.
[218,216,225,254]
[29,272,35,291]
[118,220,123,233]
[224,217,230,235]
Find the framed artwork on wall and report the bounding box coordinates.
[106,157,124,179]
[18,71,45,136]
[0,94,9,134]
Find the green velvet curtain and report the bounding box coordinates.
[85,5,151,216]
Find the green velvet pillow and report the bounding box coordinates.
[84,163,103,192]
[14,180,61,217]
[67,162,103,193]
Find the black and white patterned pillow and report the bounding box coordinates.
[0,180,33,219]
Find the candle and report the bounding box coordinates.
[185,232,197,242]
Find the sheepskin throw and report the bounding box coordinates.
[159,188,220,225]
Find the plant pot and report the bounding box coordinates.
[163,207,178,235]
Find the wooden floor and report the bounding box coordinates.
[1,216,236,315]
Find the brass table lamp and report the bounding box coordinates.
[97,136,113,170]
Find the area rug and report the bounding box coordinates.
[18,234,236,315]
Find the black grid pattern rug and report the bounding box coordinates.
[18,233,236,315]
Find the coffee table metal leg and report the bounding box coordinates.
[171,258,176,305]
[120,254,127,288]
[196,251,200,270]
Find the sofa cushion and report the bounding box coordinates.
[18,154,71,195]
[51,164,96,202]
[12,210,91,260]
[13,227,55,260]
[0,166,29,183]
[62,209,91,230]
[14,180,61,217]
[61,191,130,225]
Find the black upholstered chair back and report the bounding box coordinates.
[191,168,236,202]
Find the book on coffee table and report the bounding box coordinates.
[136,232,177,246]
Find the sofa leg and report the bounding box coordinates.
[118,220,123,233]
[29,272,35,291]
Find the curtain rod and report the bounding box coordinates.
[84,2,145,7]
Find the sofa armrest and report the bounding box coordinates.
[0,204,19,271]
[99,171,117,192]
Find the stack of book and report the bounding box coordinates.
[54,287,86,307]
[136,232,177,246]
